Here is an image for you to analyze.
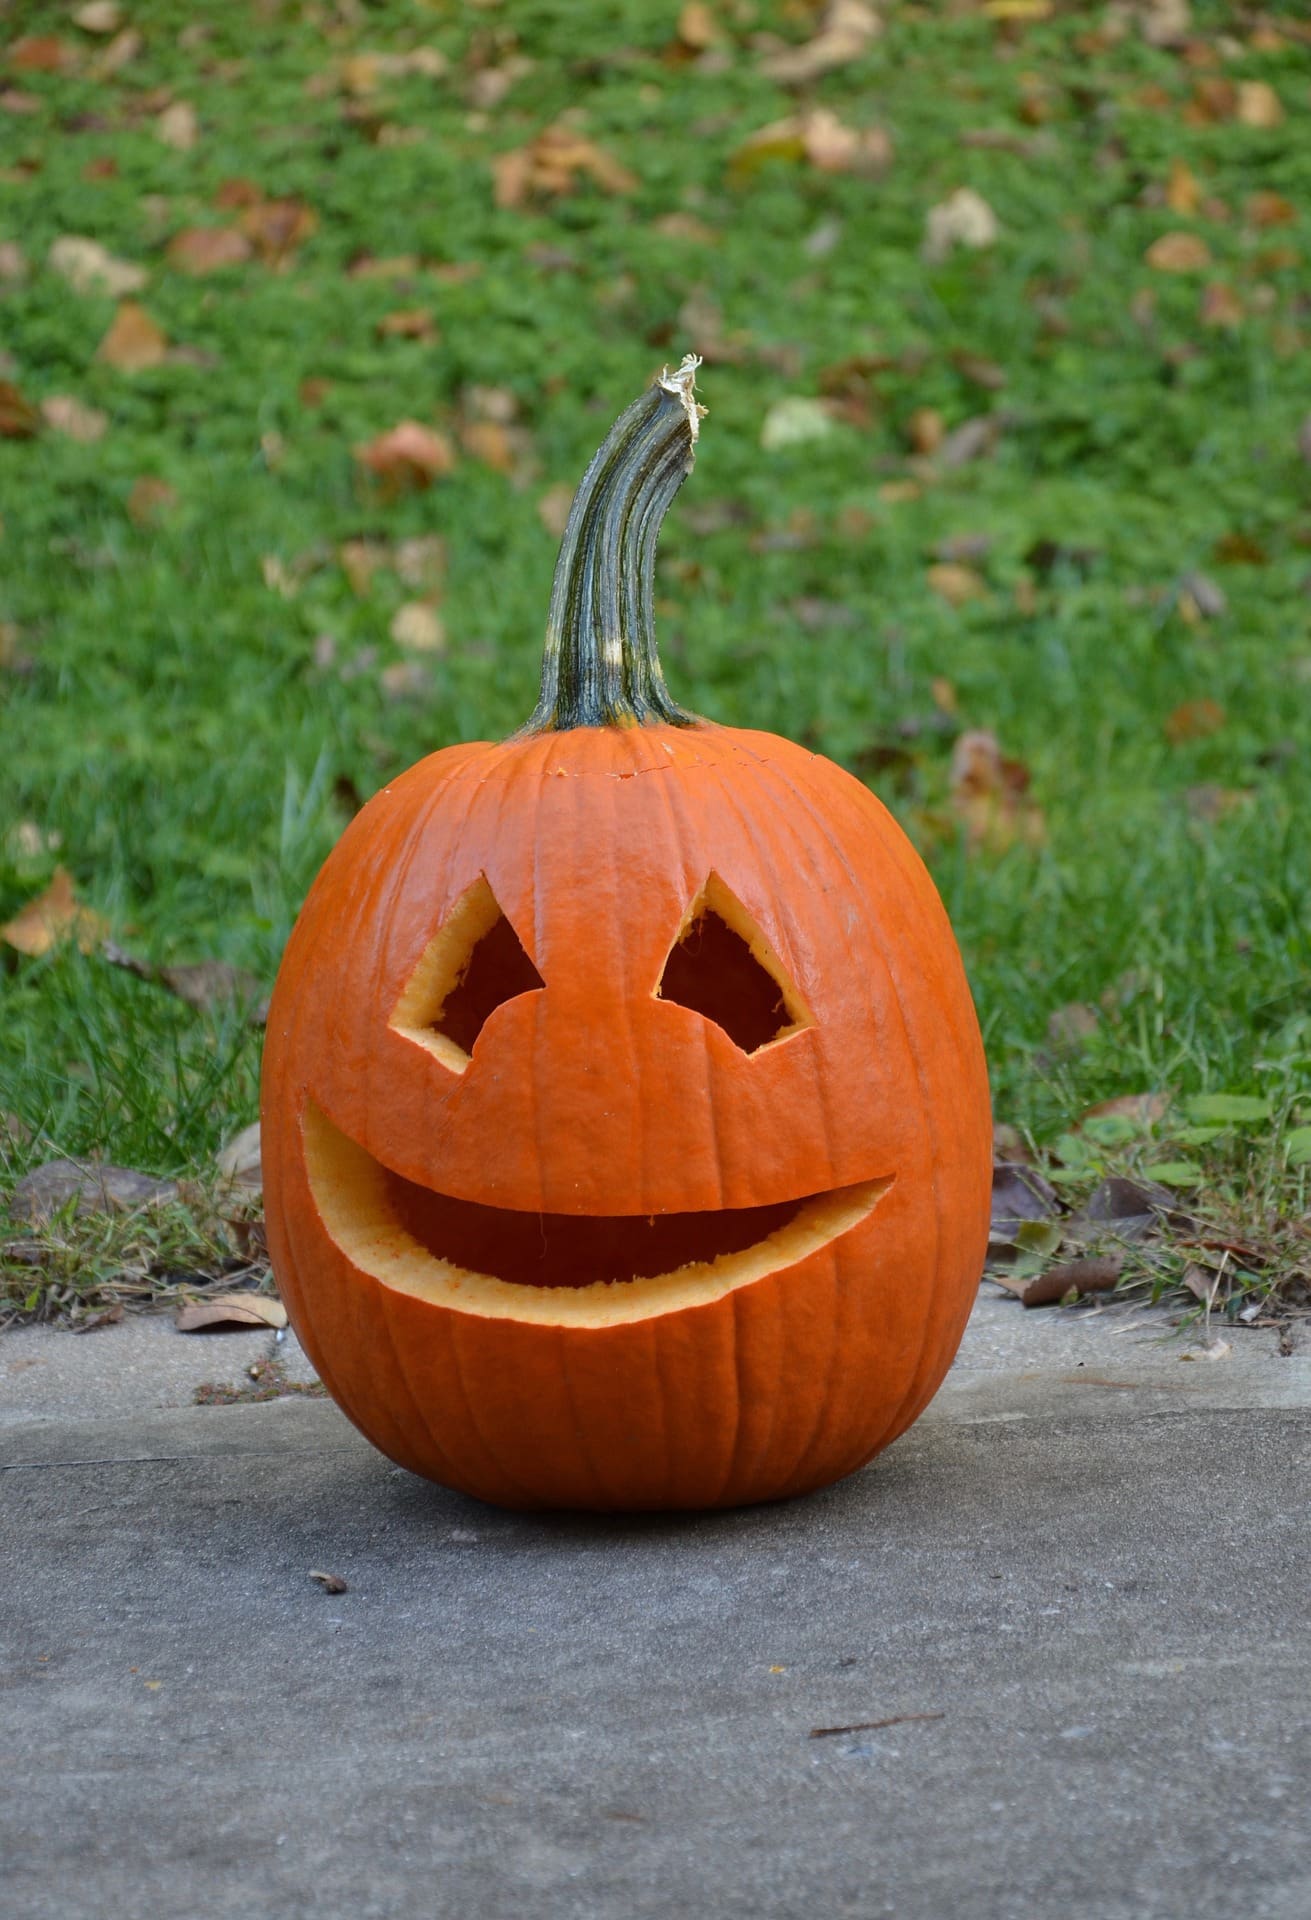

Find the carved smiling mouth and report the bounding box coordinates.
[303,1101,892,1328]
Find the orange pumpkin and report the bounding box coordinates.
[261,358,991,1511]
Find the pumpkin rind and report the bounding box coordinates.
[260,360,992,1511]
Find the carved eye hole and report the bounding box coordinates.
[391,876,544,1073]
[656,874,812,1055]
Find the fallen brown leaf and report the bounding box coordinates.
[492,124,637,210]
[1247,191,1296,229]
[175,1293,287,1333]
[537,483,574,540]
[1199,282,1243,329]
[389,602,445,653]
[9,36,79,73]
[10,1159,175,1223]
[394,535,447,591]
[949,730,1044,851]
[166,226,252,274]
[927,562,987,607]
[1145,231,1211,273]
[1164,697,1225,744]
[1165,159,1200,215]
[0,241,27,282]
[1236,80,1283,128]
[126,476,178,526]
[923,189,998,263]
[309,1570,348,1594]
[907,407,944,454]
[41,394,108,442]
[156,101,199,151]
[97,302,169,371]
[994,1257,1123,1309]
[376,308,439,341]
[1,867,106,957]
[216,1120,263,1193]
[48,235,147,298]
[102,942,267,1018]
[759,0,881,84]
[354,421,456,494]
[239,198,317,267]
[458,418,517,472]
[0,381,41,439]
[73,2,122,32]
[732,109,892,180]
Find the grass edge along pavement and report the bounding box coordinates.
[3,4,1311,1323]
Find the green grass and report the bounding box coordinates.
[2,1,1311,1313]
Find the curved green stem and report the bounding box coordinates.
[521,355,705,734]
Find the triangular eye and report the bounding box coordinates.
[390,876,544,1073]
[656,873,812,1055]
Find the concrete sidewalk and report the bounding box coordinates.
[3,1295,1308,1920]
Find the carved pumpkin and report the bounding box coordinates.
[261,358,991,1511]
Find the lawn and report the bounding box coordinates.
[2,0,1310,1317]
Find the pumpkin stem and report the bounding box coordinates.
[521,354,706,733]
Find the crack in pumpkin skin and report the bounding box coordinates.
[302,1099,892,1328]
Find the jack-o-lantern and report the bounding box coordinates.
[261,359,991,1511]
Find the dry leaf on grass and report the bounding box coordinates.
[949,730,1044,851]
[175,1292,287,1333]
[73,2,122,31]
[492,124,637,210]
[126,476,178,525]
[354,421,456,494]
[537,483,573,539]
[927,562,987,607]
[0,382,42,439]
[923,189,998,263]
[1,867,106,957]
[1246,192,1295,230]
[759,0,881,83]
[9,35,80,73]
[376,308,439,341]
[41,395,108,442]
[47,235,147,298]
[394,535,447,591]
[96,302,169,371]
[389,602,445,653]
[1200,283,1243,329]
[0,242,27,283]
[102,942,267,1019]
[166,226,252,274]
[216,1121,263,1192]
[156,101,199,151]
[239,198,317,267]
[1165,159,1200,215]
[1145,231,1211,273]
[732,109,892,179]
[1164,697,1225,744]
[1236,81,1283,128]
[10,1160,176,1224]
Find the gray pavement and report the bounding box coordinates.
[2,1294,1308,1920]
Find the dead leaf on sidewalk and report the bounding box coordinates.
[309,1570,348,1594]
[2,867,107,957]
[994,1256,1123,1308]
[175,1292,287,1332]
